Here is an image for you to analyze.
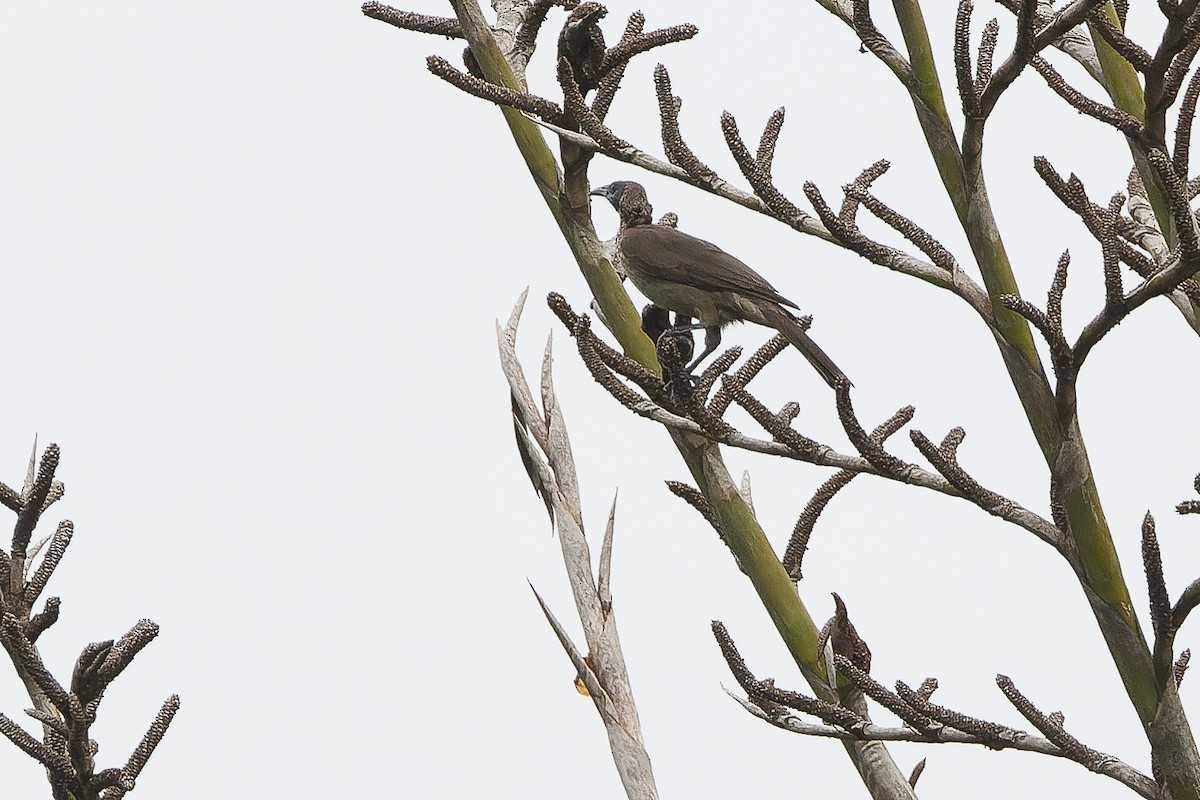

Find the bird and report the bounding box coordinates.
[590,180,849,388]
[641,304,695,401]
[640,303,695,367]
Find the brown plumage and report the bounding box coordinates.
[591,180,849,388]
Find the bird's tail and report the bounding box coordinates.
[762,305,850,389]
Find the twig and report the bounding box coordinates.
[654,64,715,180]
[428,54,567,124]
[783,407,913,580]
[1031,56,1144,138]
[361,3,463,37]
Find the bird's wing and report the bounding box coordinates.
[621,225,800,310]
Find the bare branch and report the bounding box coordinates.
[729,689,1159,798]
[730,383,820,458]
[0,613,71,717]
[685,346,739,400]
[96,620,160,686]
[834,656,939,732]
[1159,16,1200,109]
[839,159,892,222]
[848,0,913,80]
[548,293,662,397]
[0,712,77,788]
[784,470,857,582]
[805,181,922,272]
[1100,194,1125,312]
[1173,580,1200,631]
[0,481,20,514]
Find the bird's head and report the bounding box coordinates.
[590,180,652,225]
[589,181,633,209]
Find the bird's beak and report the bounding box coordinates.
[589,185,608,197]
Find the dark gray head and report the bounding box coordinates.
[589,181,635,211]
[590,180,652,226]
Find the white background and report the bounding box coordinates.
[0,3,1196,798]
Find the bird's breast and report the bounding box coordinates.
[622,265,731,325]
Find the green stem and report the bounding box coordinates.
[885,0,1182,762]
[448,0,655,368]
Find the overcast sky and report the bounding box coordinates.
[0,3,1197,798]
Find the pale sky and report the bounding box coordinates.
[0,3,1197,798]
